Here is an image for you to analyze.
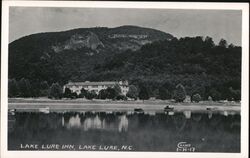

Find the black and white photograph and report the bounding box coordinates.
[1,1,249,158]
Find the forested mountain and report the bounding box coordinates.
[9,25,173,83]
[8,26,241,100]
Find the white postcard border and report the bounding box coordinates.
[1,1,249,158]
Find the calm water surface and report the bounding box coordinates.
[8,109,240,152]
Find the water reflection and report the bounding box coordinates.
[83,115,103,131]
[62,113,129,132]
[208,112,213,119]
[118,115,128,132]
[183,111,191,119]
[223,111,228,116]
[67,114,81,128]
[8,110,241,152]
[168,111,175,116]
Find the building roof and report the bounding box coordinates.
[65,81,127,86]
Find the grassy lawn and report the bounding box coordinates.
[7,97,240,113]
[8,97,240,105]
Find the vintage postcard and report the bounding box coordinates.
[1,1,249,158]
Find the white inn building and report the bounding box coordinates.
[63,81,129,95]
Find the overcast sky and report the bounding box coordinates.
[9,7,242,46]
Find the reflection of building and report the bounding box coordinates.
[63,81,129,95]
[118,115,128,132]
[62,114,128,132]
[183,111,192,119]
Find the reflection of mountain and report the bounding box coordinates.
[62,113,128,132]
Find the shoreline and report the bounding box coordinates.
[8,98,241,113]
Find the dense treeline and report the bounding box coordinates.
[8,78,50,98]
[88,37,241,101]
[9,36,241,101]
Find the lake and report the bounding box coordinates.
[8,110,240,152]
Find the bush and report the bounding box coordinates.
[71,92,78,99]
[192,93,202,102]
[116,94,127,100]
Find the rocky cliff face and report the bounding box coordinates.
[47,26,173,55]
[52,31,104,53]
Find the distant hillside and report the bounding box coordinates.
[87,37,241,100]
[9,25,173,83]
[8,26,241,101]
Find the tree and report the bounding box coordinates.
[98,89,108,99]
[159,81,175,100]
[208,88,221,101]
[173,84,186,102]
[192,93,202,102]
[63,87,73,98]
[204,36,215,48]
[8,79,19,97]
[126,85,138,100]
[208,96,213,101]
[40,81,49,90]
[138,86,149,101]
[228,43,235,48]
[30,80,41,97]
[79,88,87,98]
[106,87,116,100]
[218,38,228,48]
[159,87,171,100]
[85,90,97,100]
[18,78,32,97]
[40,81,49,96]
[48,83,63,99]
[71,92,78,99]
[228,87,241,101]
[113,84,122,96]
